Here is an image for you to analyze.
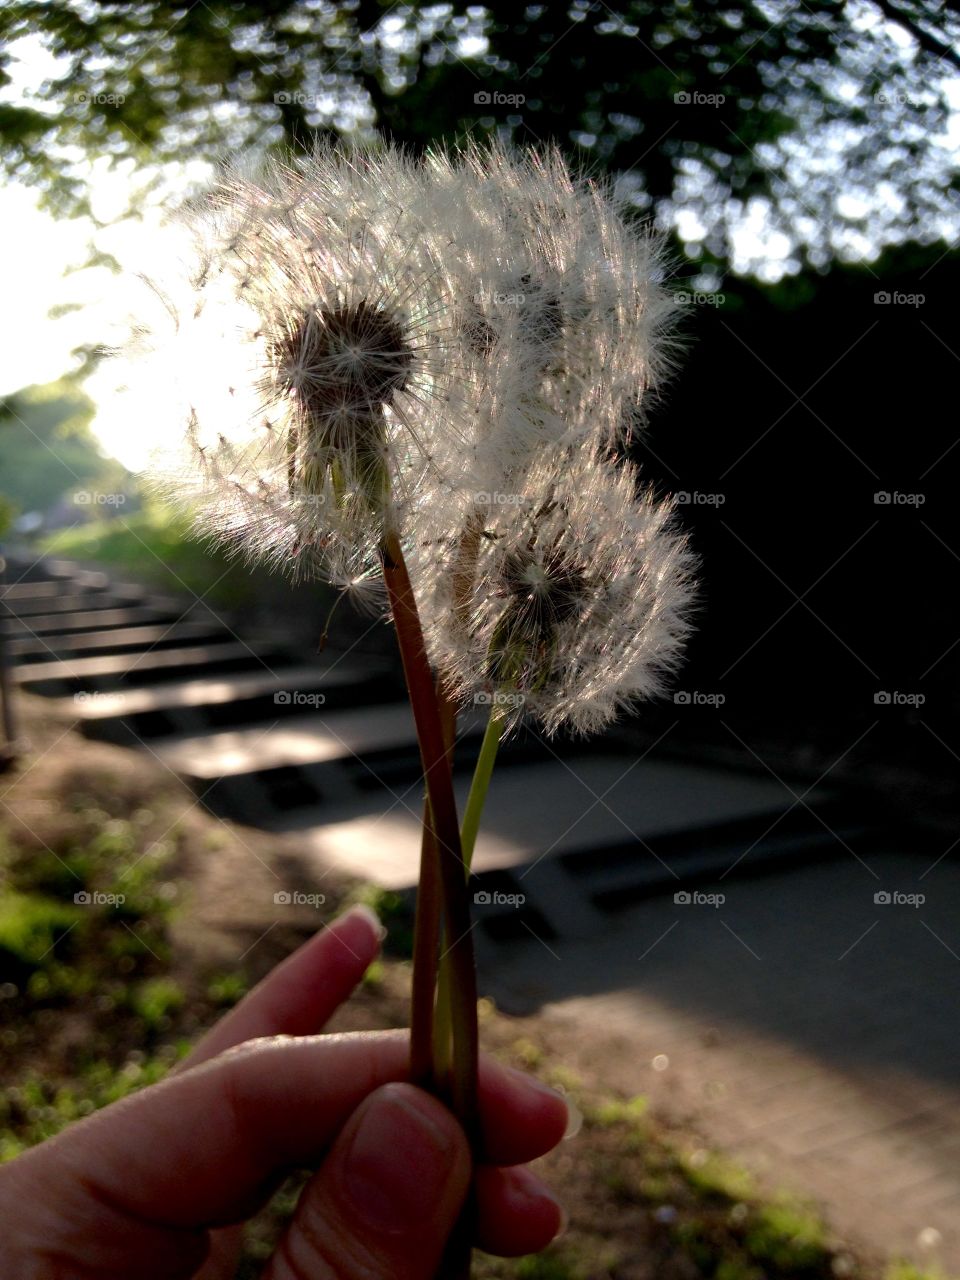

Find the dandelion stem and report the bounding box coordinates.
[411,682,457,1091]
[379,528,479,1139]
[461,710,505,870]
[433,706,504,1099]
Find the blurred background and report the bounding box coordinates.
[0,4,959,1278]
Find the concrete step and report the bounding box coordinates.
[151,708,581,824]
[557,805,865,909]
[13,642,292,695]
[1,591,144,618]
[5,620,229,661]
[2,603,186,637]
[154,701,419,781]
[0,577,112,601]
[68,659,396,745]
[290,756,800,898]
[1,560,110,587]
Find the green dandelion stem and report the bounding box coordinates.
[461,709,505,871]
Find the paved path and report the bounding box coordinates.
[479,847,960,1273]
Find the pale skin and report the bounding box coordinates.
[0,906,568,1278]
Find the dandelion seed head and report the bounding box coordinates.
[414,448,698,737]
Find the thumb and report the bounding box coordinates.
[265,1083,471,1280]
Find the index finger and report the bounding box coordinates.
[180,904,384,1072]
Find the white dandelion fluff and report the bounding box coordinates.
[129,141,681,610]
[413,448,699,737]
[137,146,481,583]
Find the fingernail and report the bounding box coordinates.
[561,1095,583,1140]
[341,1084,458,1234]
[345,903,387,942]
[506,1065,580,1138]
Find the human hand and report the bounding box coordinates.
[0,905,569,1278]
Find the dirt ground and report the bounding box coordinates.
[0,694,934,1280]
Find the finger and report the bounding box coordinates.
[475,1060,570,1166]
[264,1084,471,1280]
[473,1164,566,1256]
[9,1031,569,1230]
[181,905,383,1071]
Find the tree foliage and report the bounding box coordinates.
[1,1,957,272]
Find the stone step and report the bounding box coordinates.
[0,577,112,601]
[0,560,110,587]
[68,660,395,745]
[558,805,864,909]
[2,604,185,637]
[290,756,798,896]
[154,701,419,781]
[1,591,144,618]
[13,641,292,694]
[5,620,229,661]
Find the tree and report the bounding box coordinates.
[1,1,957,275]
[0,381,129,518]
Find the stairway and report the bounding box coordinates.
[1,552,875,961]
